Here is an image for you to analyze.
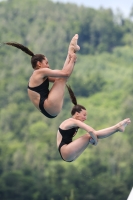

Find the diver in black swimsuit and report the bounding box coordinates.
[58,127,78,161]
[4,34,80,118]
[57,85,131,162]
[27,78,53,118]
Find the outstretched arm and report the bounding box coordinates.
[36,53,77,79]
[72,119,98,145]
[73,118,131,145]
[35,34,79,80]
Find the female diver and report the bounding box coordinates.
[4,34,80,118]
[57,85,131,162]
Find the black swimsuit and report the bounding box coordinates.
[28,78,56,118]
[58,127,79,162]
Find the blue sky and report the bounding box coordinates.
[0,0,132,17]
[52,0,133,17]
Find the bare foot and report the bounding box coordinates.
[117,118,131,132]
[68,34,80,53]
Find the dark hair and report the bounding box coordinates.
[66,84,86,115]
[4,42,45,69]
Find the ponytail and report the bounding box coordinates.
[4,42,34,57]
[3,42,46,69]
[66,84,86,115]
[66,84,77,105]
